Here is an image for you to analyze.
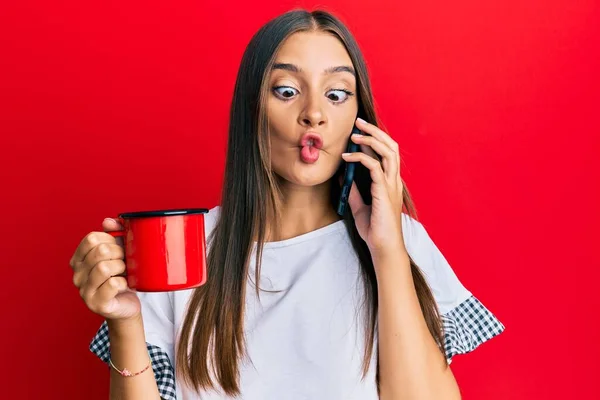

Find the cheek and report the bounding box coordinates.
[267,99,296,145]
[267,101,295,176]
[330,103,359,150]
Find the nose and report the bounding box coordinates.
[298,91,327,128]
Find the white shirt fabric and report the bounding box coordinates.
[135,205,475,400]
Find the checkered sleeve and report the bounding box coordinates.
[401,215,505,363]
[441,295,505,363]
[89,321,177,400]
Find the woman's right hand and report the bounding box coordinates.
[70,218,141,320]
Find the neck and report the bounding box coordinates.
[265,178,341,242]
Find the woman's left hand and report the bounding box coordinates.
[342,117,407,259]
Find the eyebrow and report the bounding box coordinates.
[272,63,356,76]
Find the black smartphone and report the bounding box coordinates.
[336,126,373,216]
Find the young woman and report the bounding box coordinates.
[70,9,504,400]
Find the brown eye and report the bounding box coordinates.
[273,86,299,100]
[326,89,353,103]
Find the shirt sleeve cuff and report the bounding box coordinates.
[89,321,177,400]
[441,295,505,363]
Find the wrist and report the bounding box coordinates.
[369,232,408,261]
[371,245,410,267]
[372,248,412,285]
[106,314,144,339]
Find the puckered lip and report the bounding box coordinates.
[299,131,323,149]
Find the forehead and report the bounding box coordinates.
[274,31,353,71]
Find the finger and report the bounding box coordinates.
[102,218,124,232]
[72,261,88,288]
[70,231,118,268]
[341,152,385,185]
[351,134,399,179]
[350,134,378,160]
[86,259,126,293]
[82,242,124,268]
[359,143,378,159]
[355,118,398,150]
[355,118,400,165]
[93,277,129,313]
[73,243,124,288]
[102,218,124,247]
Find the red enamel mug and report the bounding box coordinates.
[108,208,209,292]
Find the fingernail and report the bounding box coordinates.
[356,117,366,124]
[342,153,350,157]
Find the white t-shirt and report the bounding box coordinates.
[90,205,504,400]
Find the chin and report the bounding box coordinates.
[295,177,330,187]
[280,167,336,188]
[273,154,341,187]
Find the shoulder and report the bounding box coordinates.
[400,213,505,362]
[400,213,447,263]
[400,213,472,313]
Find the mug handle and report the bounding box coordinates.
[108,231,125,238]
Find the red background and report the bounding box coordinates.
[1,0,599,398]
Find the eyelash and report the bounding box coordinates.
[272,86,355,104]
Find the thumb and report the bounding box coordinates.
[102,218,123,232]
[347,181,366,215]
[103,218,125,247]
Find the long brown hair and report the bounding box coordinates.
[177,9,445,396]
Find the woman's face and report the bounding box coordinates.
[266,31,359,187]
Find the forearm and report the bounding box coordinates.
[107,316,161,400]
[375,251,460,400]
